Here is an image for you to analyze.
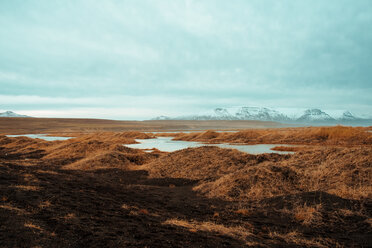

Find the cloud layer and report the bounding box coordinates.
[1,0,371,119]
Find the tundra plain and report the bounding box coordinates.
[0,118,371,247]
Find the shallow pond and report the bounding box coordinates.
[6,134,73,141]
[125,137,294,154]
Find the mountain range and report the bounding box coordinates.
[153,107,372,125]
[1,109,370,126]
[0,111,30,118]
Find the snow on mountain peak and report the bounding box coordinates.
[297,109,335,121]
[214,108,231,117]
[0,111,30,118]
[340,111,357,120]
[152,106,371,125]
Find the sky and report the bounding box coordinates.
[0,0,371,120]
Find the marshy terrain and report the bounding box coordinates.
[0,123,371,247]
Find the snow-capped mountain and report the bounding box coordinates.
[181,107,291,121]
[339,111,358,121]
[0,111,30,118]
[152,107,371,125]
[297,109,335,122]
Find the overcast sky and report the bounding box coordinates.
[1,0,371,119]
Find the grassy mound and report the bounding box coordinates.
[143,145,371,201]
[44,137,159,169]
[195,163,299,200]
[43,139,117,162]
[62,151,134,170]
[197,147,372,201]
[143,146,288,180]
[286,147,372,199]
[0,136,50,159]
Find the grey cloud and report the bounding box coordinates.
[0,0,371,118]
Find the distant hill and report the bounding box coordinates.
[0,111,31,118]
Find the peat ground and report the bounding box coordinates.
[0,130,371,247]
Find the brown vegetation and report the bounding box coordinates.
[0,126,371,247]
[270,146,308,152]
[293,203,323,226]
[44,133,159,170]
[163,218,254,244]
[0,117,282,134]
[0,132,159,171]
[62,151,135,170]
[141,146,287,180]
[172,126,372,145]
[145,146,371,201]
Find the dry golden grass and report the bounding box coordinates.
[121,204,134,210]
[12,185,40,191]
[0,136,50,156]
[0,132,155,170]
[291,147,372,200]
[328,185,372,200]
[24,222,44,231]
[128,208,158,217]
[268,230,330,248]
[0,131,161,171]
[234,209,252,216]
[163,218,255,244]
[173,126,372,146]
[142,146,286,180]
[62,151,132,170]
[0,132,151,164]
[194,162,299,200]
[38,201,52,209]
[138,209,150,215]
[60,146,158,170]
[62,213,76,220]
[43,139,125,161]
[144,145,371,201]
[0,203,29,215]
[23,173,39,183]
[270,146,308,152]
[121,204,159,216]
[24,222,57,238]
[36,170,59,175]
[12,127,364,202]
[293,203,322,226]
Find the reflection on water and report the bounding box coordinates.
[125,137,294,154]
[6,134,73,141]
